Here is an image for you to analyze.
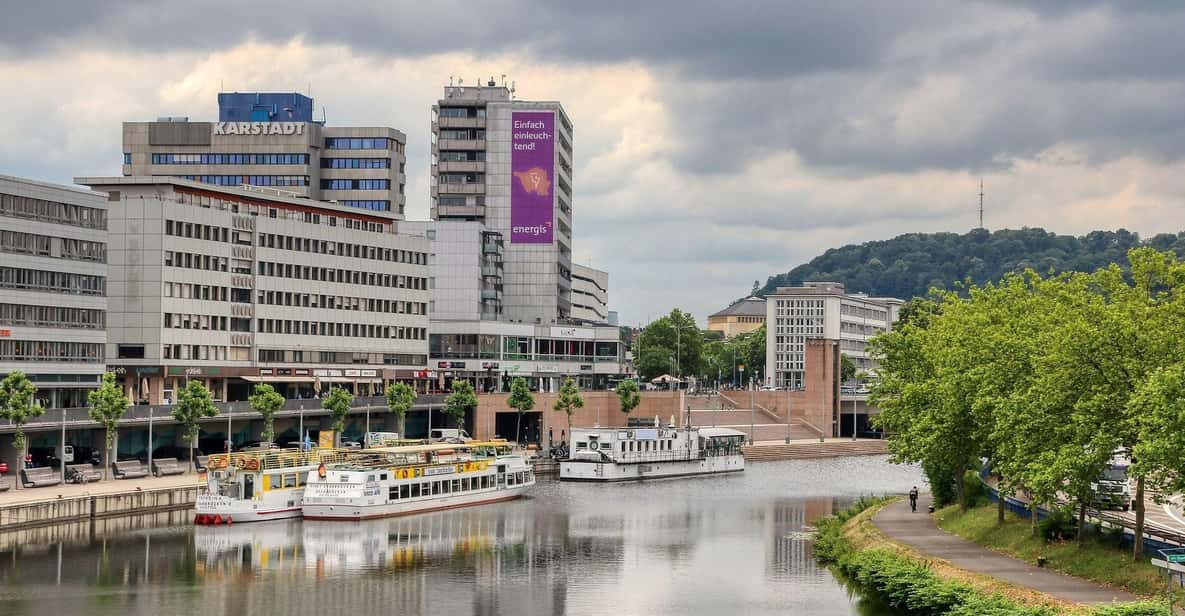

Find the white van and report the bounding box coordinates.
[429,428,472,444]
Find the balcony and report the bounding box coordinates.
[482,241,502,255]
[436,139,486,151]
[432,182,485,195]
[481,288,501,300]
[435,116,486,129]
[434,204,485,219]
[436,160,485,173]
[481,265,502,277]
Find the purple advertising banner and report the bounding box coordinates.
[510,111,555,244]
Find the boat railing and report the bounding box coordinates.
[587,448,706,465]
[206,448,356,472]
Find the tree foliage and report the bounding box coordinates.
[699,324,766,386]
[248,383,285,444]
[554,377,584,434]
[0,371,44,463]
[87,372,130,473]
[756,227,1166,300]
[616,379,641,416]
[636,309,704,381]
[507,377,534,443]
[444,381,477,430]
[172,380,218,458]
[385,383,417,438]
[321,386,354,437]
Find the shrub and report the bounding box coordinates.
[924,460,959,507]
[1038,506,1077,543]
[963,470,987,507]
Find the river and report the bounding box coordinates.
[0,455,923,616]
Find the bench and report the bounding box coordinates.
[111,460,149,479]
[194,455,209,473]
[66,463,101,483]
[151,457,185,477]
[21,466,62,488]
[0,476,12,491]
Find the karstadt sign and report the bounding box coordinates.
[214,122,305,136]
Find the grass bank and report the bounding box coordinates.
[813,497,1163,616]
[935,502,1179,602]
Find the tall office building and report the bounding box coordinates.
[571,264,608,324]
[0,175,108,409]
[123,92,408,217]
[765,282,903,389]
[77,177,430,404]
[431,81,574,324]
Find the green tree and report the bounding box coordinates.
[172,380,219,464]
[87,372,130,479]
[322,387,354,444]
[507,377,534,444]
[636,309,703,381]
[840,355,856,383]
[0,371,44,480]
[444,381,477,430]
[616,379,641,417]
[384,383,417,439]
[554,377,585,437]
[248,383,285,444]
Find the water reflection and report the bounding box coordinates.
[0,456,921,616]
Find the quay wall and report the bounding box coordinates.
[0,485,199,532]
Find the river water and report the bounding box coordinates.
[0,455,923,616]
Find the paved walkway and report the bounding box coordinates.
[0,472,201,506]
[873,494,1140,605]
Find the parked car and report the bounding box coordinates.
[429,429,472,444]
[0,461,8,474]
[235,441,278,452]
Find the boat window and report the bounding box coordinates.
[283,473,296,488]
[400,484,410,499]
[442,480,451,494]
[575,441,587,449]
[410,483,421,498]
[380,473,388,481]
[452,479,461,492]
[432,481,440,495]
[389,486,399,500]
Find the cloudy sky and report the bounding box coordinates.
[3,1,1184,326]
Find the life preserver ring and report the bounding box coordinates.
[212,456,228,469]
[590,441,600,451]
[317,463,327,479]
[244,458,260,471]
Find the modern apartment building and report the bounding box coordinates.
[765,282,902,389]
[430,81,575,324]
[400,220,506,322]
[707,296,766,338]
[123,92,408,216]
[571,263,608,324]
[0,175,108,409]
[76,177,430,404]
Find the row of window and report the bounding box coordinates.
[438,107,486,119]
[438,129,485,141]
[438,150,485,162]
[153,153,310,165]
[324,138,396,150]
[164,251,231,272]
[0,340,103,362]
[0,193,106,230]
[438,173,483,185]
[437,195,484,207]
[256,290,426,315]
[0,267,105,296]
[258,233,427,265]
[172,190,388,236]
[321,158,389,169]
[257,318,424,340]
[255,350,426,365]
[164,313,252,332]
[1,230,107,263]
[163,344,250,362]
[338,200,390,211]
[164,282,240,302]
[179,175,309,187]
[321,179,390,190]
[165,219,253,245]
[0,303,105,330]
[387,470,531,503]
[257,261,428,290]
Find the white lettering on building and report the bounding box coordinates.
[214,122,306,136]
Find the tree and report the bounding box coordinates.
[385,383,417,439]
[87,372,130,479]
[248,384,285,444]
[636,309,704,381]
[554,377,584,437]
[0,371,44,482]
[507,377,535,445]
[171,380,218,465]
[322,387,354,445]
[616,379,641,417]
[840,355,856,384]
[444,381,477,430]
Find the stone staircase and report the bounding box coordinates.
[741,439,888,462]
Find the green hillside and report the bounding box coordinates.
[757,228,1185,300]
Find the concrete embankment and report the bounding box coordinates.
[0,475,201,532]
[742,438,887,462]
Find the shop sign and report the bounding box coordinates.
[550,327,593,339]
[437,361,465,369]
[259,368,274,376]
[213,122,305,136]
[167,366,223,376]
[314,369,344,377]
[360,369,377,377]
[344,369,360,377]
[580,364,593,371]
[0,329,10,337]
[537,365,558,373]
[110,366,162,376]
[294,368,310,376]
[481,362,500,370]
[423,465,455,477]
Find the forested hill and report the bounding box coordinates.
[756,228,1185,300]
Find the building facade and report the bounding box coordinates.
[707,296,766,338]
[123,92,408,216]
[765,282,902,389]
[571,263,609,324]
[0,175,108,409]
[77,177,430,404]
[431,82,575,324]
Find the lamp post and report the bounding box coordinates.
[59,408,66,484]
[147,406,154,474]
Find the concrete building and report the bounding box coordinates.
[76,176,430,404]
[765,282,903,390]
[707,296,766,338]
[123,92,408,217]
[401,220,505,322]
[431,81,574,324]
[571,263,609,324]
[0,175,108,409]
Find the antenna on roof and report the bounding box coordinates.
[449,75,454,86]
[978,178,985,230]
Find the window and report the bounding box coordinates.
[320,179,390,190]
[321,158,390,169]
[0,194,107,230]
[123,153,131,164]
[324,137,391,150]
[116,345,145,359]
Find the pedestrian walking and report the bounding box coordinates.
[909,486,919,513]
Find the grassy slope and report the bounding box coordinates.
[841,499,1085,614]
[935,503,1177,601]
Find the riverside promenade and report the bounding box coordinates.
[873,494,1139,605]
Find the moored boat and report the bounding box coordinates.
[195,448,352,525]
[559,425,746,482]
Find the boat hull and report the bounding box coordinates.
[559,454,744,482]
[302,485,532,521]
[195,492,305,523]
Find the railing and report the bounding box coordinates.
[207,447,356,472]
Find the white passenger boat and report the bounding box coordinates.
[195,448,351,525]
[301,442,535,521]
[559,425,746,482]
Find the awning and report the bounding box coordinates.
[241,376,315,383]
[318,377,383,384]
